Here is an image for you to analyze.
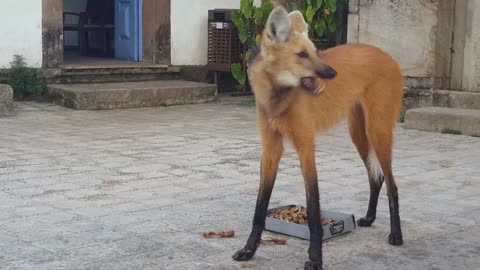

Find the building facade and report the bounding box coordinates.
[0,0,478,92]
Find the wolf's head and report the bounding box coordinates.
[259,6,336,94]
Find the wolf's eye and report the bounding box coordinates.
[297,51,309,58]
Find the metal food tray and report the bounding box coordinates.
[265,205,356,241]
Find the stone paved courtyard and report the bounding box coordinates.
[1,98,479,270]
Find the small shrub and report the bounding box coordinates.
[471,134,480,138]
[398,111,406,123]
[441,129,462,135]
[6,55,47,99]
[240,98,256,107]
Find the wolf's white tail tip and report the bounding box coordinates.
[368,149,384,181]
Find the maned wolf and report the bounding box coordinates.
[232,5,404,270]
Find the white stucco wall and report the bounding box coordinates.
[171,0,260,66]
[349,0,439,77]
[0,0,43,68]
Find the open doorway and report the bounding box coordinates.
[62,0,143,66]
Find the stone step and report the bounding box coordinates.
[404,107,480,136]
[47,66,181,84]
[48,80,217,110]
[403,88,480,111]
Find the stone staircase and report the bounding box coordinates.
[46,65,217,110]
[49,65,181,84]
[403,88,480,136]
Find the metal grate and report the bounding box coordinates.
[207,10,242,72]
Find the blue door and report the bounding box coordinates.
[115,0,143,61]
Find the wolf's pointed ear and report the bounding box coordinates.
[266,6,292,44]
[288,11,308,35]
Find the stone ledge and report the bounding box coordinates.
[0,84,14,117]
[403,88,480,112]
[405,107,480,136]
[48,80,217,110]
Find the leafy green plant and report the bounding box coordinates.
[295,0,338,40]
[441,129,462,135]
[398,111,406,123]
[230,0,339,87]
[231,62,247,87]
[231,0,273,89]
[240,97,256,107]
[6,55,47,99]
[471,133,480,138]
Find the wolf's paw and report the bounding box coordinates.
[388,232,404,246]
[357,216,375,227]
[304,260,323,270]
[232,248,255,261]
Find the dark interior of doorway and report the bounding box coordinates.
[63,0,115,62]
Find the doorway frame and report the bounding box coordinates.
[42,0,171,68]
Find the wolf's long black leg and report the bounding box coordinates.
[233,126,283,261]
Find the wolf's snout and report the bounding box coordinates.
[316,65,337,79]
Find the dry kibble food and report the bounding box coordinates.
[202,230,235,238]
[261,237,287,245]
[268,206,333,225]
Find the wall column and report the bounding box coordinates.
[462,0,480,92]
[42,0,63,68]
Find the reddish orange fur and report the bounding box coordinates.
[250,44,403,141]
